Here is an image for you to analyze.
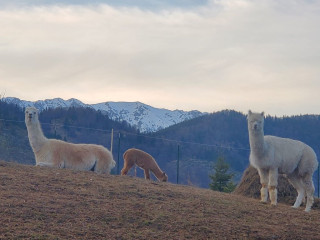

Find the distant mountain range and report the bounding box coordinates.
[2,97,205,133]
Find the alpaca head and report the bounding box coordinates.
[160,172,168,182]
[247,110,264,133]
[25,107,39,126]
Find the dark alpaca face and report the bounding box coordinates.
[247,110,264,132]
[25,107,39,124]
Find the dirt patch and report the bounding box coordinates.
[1,161,320,239]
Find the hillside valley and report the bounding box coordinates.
[1,161,320,240]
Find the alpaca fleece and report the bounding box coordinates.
[121,148,168,182]
[25,107,115,174]
[248,110,318,212]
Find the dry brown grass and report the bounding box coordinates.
[1,161,320,240]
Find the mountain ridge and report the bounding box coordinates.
[2,97,205,133]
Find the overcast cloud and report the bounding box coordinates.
[1,0,320,115]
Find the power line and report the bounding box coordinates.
[0,118,250,151]
[119,130,250,151]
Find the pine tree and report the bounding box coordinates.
[209,155,236,193]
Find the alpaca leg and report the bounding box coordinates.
[36,162,56,168]
[96,163,113,174]
[287,174,305,209]
[121,161,134,176]
[257,168,269,203]
[268,186,278,206]
[302,174,315,212]
[144,169,151,180]
[94,160,107,174]
[121,166,131,175]
[268,168,278,206]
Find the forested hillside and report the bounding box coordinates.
[1,101,320,189]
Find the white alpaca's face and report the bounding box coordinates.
[247,110,264,132]
[25,107,39,123]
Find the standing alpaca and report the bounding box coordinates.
[25,107,115,174]
[121,148,168,182]
[248,110,318,212]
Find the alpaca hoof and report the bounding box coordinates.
[270,203,277,207]
[304,208,311,212]
[260,200,267,204]
[291,205,299,209]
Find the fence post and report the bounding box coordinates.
[117,132,121,175]
[318,165,320,198]
[110,129,114,153]
[54,122,57,138]
[177,144,180,184]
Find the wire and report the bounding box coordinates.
[0,117,250,151]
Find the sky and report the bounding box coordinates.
[0,0,320,116]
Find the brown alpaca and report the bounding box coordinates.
[121,148,168,182]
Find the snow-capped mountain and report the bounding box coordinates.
[3,97,205,132]
[3,97,89,110]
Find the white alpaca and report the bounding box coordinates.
[25,107,115,174]
[248,110,318,212]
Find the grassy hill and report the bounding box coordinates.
[1,161,320,240]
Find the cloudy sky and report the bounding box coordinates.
[1,0,320,116]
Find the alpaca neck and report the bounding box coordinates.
[249,130,266,157]
[26,120,47,153]
[151,165,164,180]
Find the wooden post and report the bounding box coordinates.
[54,122,57,138]
[117,133,121,175]
[110,129,114,153]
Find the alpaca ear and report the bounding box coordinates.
[248,110,252,115]
[261,112,264,117]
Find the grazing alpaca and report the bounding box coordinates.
[25,107,115,174]
[248,110,318,212]
[121,148,168,182]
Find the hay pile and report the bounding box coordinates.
[234,166,320,209]
[234,166,298,205]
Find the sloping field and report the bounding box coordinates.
[1,161,320,240]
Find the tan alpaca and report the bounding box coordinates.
[25,107,115,174]
[121,148,168,182]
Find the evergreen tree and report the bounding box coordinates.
[209,155,236,193]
